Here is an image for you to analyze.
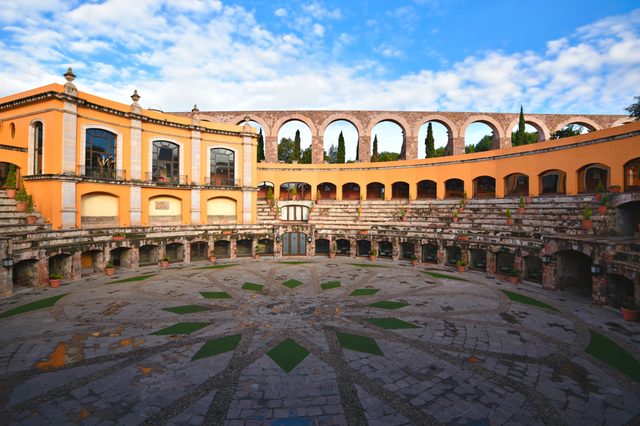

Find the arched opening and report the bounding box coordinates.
[0,162,20,188]
[190,241,209,261]
[139,245,160,266]
[209,148,235,186]
[81,250,103,275]
[473,176,496,198]
[165,243,184,262]
[578,164,609,193]
[496,251,514,275]
[418,121,451,158]
[109,247,131,268]
[278,120,312,163]
[315,238,330,255]
[392,182,409,199]
[32,121,44,174]
[417,180,437,199]
[371,121,405,162]
[524,256,542,283]
[12,259,39,287]
[421,244,438,263]
[465,122,496,153]
[378,241,393,258]
[49,253,72,279]
[207,197,237,224]
[237,239,252,257]
[469,249,486,271]
[342,182,361,200]
[323,120,359,163]
[256,238,274,256]
[242,120,265,162]
[149,195,182,225]
[152,140,180,183]
[604,274,635,309]
[556,250,592,298]
[445,179,464,199]
[85,128,117,179]
[356,240,371,257]
[367,182,385,200]
[214,240,230,258]
[445,246,461,266]
[400,242,415,260]
[279,182,311,200]
[257,181,274,200]
[336,239,350,256]
[510,122,542,146]
[616,201,640,236]
[624,157,640,192]
[317,183,337,201]
[551,123,594,139]
[283,232,307,256]
[281,205,309,221]
[539,170,566,195]
[81,192,119,228]
[504,173,529,197]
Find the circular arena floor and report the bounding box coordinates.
[0,259,638,425]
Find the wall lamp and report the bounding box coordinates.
[307,236,313,243]
[2,257,14,269]
[541,255,554,264]
[275,235,280,243]
[591,264,604,275]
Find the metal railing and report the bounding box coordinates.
[79,165,126,181]
[204,176,239,187]
[145,172,189,185]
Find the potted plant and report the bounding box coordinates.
[518,196,526,214]
[112,231,126,241]
[25,195,37,224]
[4,164,16,198]
[594,181,605,201]
[608,184,621,193]
[456,259,466,272]
[582,206,593,229]
[290,185,298,200]
[463,191,468,201]
[598,194,608,215]
[105,261,115,276]
[621,297,638,322]
[266,187,274,205]
[506,208,513,225]
[409,254,418,267]
[458,199,464,212]
[400,207,408,222]
[509,267,519,284]
[253,252,260,260]
[15,184,28,212]
[369,248,377,262]
[160,257,170,268]
[274,205,281,220]
[49,273,62,288]
[357,206,363,221]
[329,242,336,259]
[452,208,459,223]
[208,250,217,263]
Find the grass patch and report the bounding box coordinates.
[366,317,419,329]
[0,294,68,319]
[108,274,155,284]
[242,282,264,292]
[152,322,212,335]
[200,291,232,299]
[277,261,310,265]
[197,264,238,270]
[367,301,409,310]
[586,329,640,383]
[321,281,341,290]
[162,305,210,315]
[336,332,383,356]
[267,338,310,373]
[349,288,380,296]
[424,271,467,281]
[282,279,303,289]
[348,263,387,268]
[500,290,559,312]
[192,334,242,361]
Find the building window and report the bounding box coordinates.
[282,205,309,221]
[33,122,43,174]
[85,129,117,179]
[210,148,235,186]
[152,140,180,183]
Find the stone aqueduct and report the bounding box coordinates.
[186,110,630,163]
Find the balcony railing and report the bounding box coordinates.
[204,176,239,187]
[146,172,189,185]
[80,165,126,181]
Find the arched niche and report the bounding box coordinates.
[81,192,119,228]
[149,195,182,225]
[207,197,237,224]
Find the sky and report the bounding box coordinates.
[1,0,639,159]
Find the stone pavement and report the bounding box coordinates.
[0,258,638,425]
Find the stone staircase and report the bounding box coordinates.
[0,190,50,236]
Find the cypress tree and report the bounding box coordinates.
[337,131,346,163]
[355,138,359,161]
[257,129,265,161]
[292,129,301,161]
[425,122,435,158]
[516,105,526,146]
[371,135,379,162]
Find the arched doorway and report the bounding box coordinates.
[315,238,330,255]
[496,251,514,275]
[283,232,307,256]
[378,241,393,258]
[367,183,385,200]
[190,241,209,261]
[446,246,461,266]
[615,201,640,236]
[473,176,496,198]
[417,180,436,199]
[165,243,184,262]
[336,239,350,256]
[445,179,464,198]
[400,242,415,260]
[504,173,529,196]
[392,182,409,199]
[342,183,361,200]
[140,245,160,266]
[470,249,486,270]
[556,250,592,298]
[421,244,438,263]
[578,164,609,193]
[237,239,252,257]
[539,170,566,195]
[214,240,230,258]
[605,274,635,308]
[624,157,640,191]
[356,240,371,257]
[317,183,337,200]
[256,239,274,256]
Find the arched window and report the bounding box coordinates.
[152,141,180,183]
[33,122,43,174]
[85,129,117,179]
[210,148,235,186]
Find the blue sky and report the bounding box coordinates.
[1,0,639,158]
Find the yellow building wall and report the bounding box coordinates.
[81,193,119,217]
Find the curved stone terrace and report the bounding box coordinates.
[0,258,638,425]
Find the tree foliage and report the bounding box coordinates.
[465,135,493,153]
[514,106,527,146]
[626,96,640,121]
[278,137,294,162]
[301,146,312,164]
[257,129,265,161]
[337,131,346,163]
[325,144,338,163]
[511,131,538,145]
[425,122,435,158]
[371,135,379,162]
[292,129,301,162]
[550,124,583,140]
[378,151,400,162]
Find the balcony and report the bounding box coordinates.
[204,176,239,187]
[146,172,189,185]
[79,165,126,181]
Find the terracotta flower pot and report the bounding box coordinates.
[26,215,37,225]
[594,193,602,202]
[329,252,336,259]
[621,307,638,322]
[6,188,16,199]
[506,218,514,225]
[369,255,377,262]
[105,267,115,276]
[518,207,525,214]
[15,202,26,212]
[112,235,125,241]
[49,279,60,288]
[452,217,458,223]
[608,186,621,193]
[254,254,260,260]
[456,266,465,273]
[161,260,169,268]
[582,219,593,229]
[597,205,608,215]
[510,276,519,285]
[401,216,407,222]
[411,259,418,267]
[209,256,217,263]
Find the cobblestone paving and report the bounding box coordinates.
[1,259,639,425]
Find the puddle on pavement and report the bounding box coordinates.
[551,360,599,394]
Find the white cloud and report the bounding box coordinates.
[274,8,287,17]
[301,2,341,20]
[313,24,325,37]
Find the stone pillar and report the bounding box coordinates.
[130,186,142,226]
[461,247,469,269]
[37,254,48,287]
[392,237,399,261]
[191,129,201,184]
[191,189,201,225]
[449,137,465,156]
[61,180,76,229]
[312,136,323,164]
[486,251,496,277]
[265,135,278,163]
[0,238,13,298]
[350,239,357,258]
[358,135,371,163]
[183,242,191,264]
[542,262,558,291]
[591,275,608,306]
[72,251,82,280]
[437,241,446,266]
[404,134,417,160]
[129,247,140,271]
[230,239,237,259]
[62,69,78,175]
[130,91,142,180]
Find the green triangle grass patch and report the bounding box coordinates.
[196,264,238,270]
[162,305,211,315]
[267,338,310,373]
[282,279,303,289]
[587,329,640,383]
[242,282,264,292]
[424,271,467,281]
[365,317,419,329]
[349,288,380,296]
[277,261,310,265]
[152,322,212,335]
[348,263,387,268]
[367,300,409,310]
[321,281,341,290]
[200,291,232,299]
[336,332,383,356]
[192,334,242,361]
[500,290,559,312]
[108,274,156,284]
[0,294,68,319]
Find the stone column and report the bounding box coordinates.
[183,242,191,264]
[350,239,357,258]
[62,69,78,175]
[591,275,608,306]
[542,262,558,291]
[312,136,323,164]
[0,238,13,298]
[230,239,237,259]
[437,242,446,266]
[61,180,76,229]
[486,251,496,277]
[449,137,465,156]
[358,135,371,163]
[265,135,278,163]
[37,254,48,287]
[130,186,142,226]
[128,247,140,271]
[191,189,201,225]
[404,134,417,160]
[72,251,82,280]
[392,237,399,261]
